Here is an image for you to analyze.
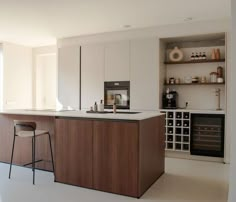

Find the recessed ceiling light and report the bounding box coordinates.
[184,17,193,22]
[123,25,131,28]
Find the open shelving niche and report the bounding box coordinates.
[159,33,227,152]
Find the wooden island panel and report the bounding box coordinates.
[139,116,165,195]
[93,120,139,197]
[55,118,93,188]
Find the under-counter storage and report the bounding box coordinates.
[93,121,138,196]
[55,119,93,188]
[190,114,224,157]
[54,116,165,198]
[161,109,225,157]
[161,110,190,152]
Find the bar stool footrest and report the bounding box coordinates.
[23,159,43,167]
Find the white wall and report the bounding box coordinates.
[2,42,32,109]
[228,1,236,201]
[35,54,57,109]
[33,46,57,109]
[58,19,229,47]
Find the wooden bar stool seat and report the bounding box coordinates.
[8,120,55,184]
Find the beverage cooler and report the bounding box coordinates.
[190,114,224,157]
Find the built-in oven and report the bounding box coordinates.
[104,81,130,109]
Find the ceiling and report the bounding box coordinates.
[0,0,231,47]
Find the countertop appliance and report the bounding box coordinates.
[162,89,178,109]
[104,81,130,109]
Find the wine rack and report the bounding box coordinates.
[161,110,190,152]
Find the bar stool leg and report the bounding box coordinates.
[32,137,34,171]
[9,135,16,179]
[48,133,55,174]
[32,133,36,185]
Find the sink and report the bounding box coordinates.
[114,111,140,114]
[44,109,76,112]
[86,111,140,114]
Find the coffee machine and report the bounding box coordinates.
[162,88,178,109]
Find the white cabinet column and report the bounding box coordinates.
[58,46,80,109]
[130,38,159,111]
[104,41,130,81]
[81,44,105,109]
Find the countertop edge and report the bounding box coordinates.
[0,110,164,121]
[159,109,225,114]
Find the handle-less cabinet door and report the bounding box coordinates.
[58,46,80,109]
[130,38,159,111]
[104,41,130,81]
[81,44,105,109]
[55,118,93,188]
[93,120,139,197]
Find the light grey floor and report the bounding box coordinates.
[0,158,229,202]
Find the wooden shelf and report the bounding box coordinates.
[164,59,225,65]
[164,82,225,86]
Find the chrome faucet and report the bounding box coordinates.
[215,88,221,110]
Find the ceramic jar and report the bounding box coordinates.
[210,72,217,83]
[169,47,184,62]
[215,49,221,60]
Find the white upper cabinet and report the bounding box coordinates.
[130,38,159,111]
[58,46,80,109]
[81,44,105,109]
[104,41,130,81]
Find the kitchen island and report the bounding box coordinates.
[0,110,165,198]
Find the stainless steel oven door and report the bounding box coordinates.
[104,81,130,109]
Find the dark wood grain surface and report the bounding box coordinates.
[138,115,165,196]
[93,120,139,197]
[55,118,93,188]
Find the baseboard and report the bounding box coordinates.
[165,150,224,163]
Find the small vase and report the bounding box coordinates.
[211,49,216,60]
[169,46,184,62]
[215,49,221,60]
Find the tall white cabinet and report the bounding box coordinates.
[81,44,105,109]
[104,41,130,81]
[58,46,80,109]
[58,38,160,111]
[130,38,159,111]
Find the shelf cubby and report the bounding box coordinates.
[161,110,191,152]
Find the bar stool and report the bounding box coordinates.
[9,120,55,184]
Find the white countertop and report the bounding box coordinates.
[160,109,225,114]
[0,109,164,121]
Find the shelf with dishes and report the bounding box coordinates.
[164,82,225,86]
[165,65,225,86]
[164,59,225,65]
